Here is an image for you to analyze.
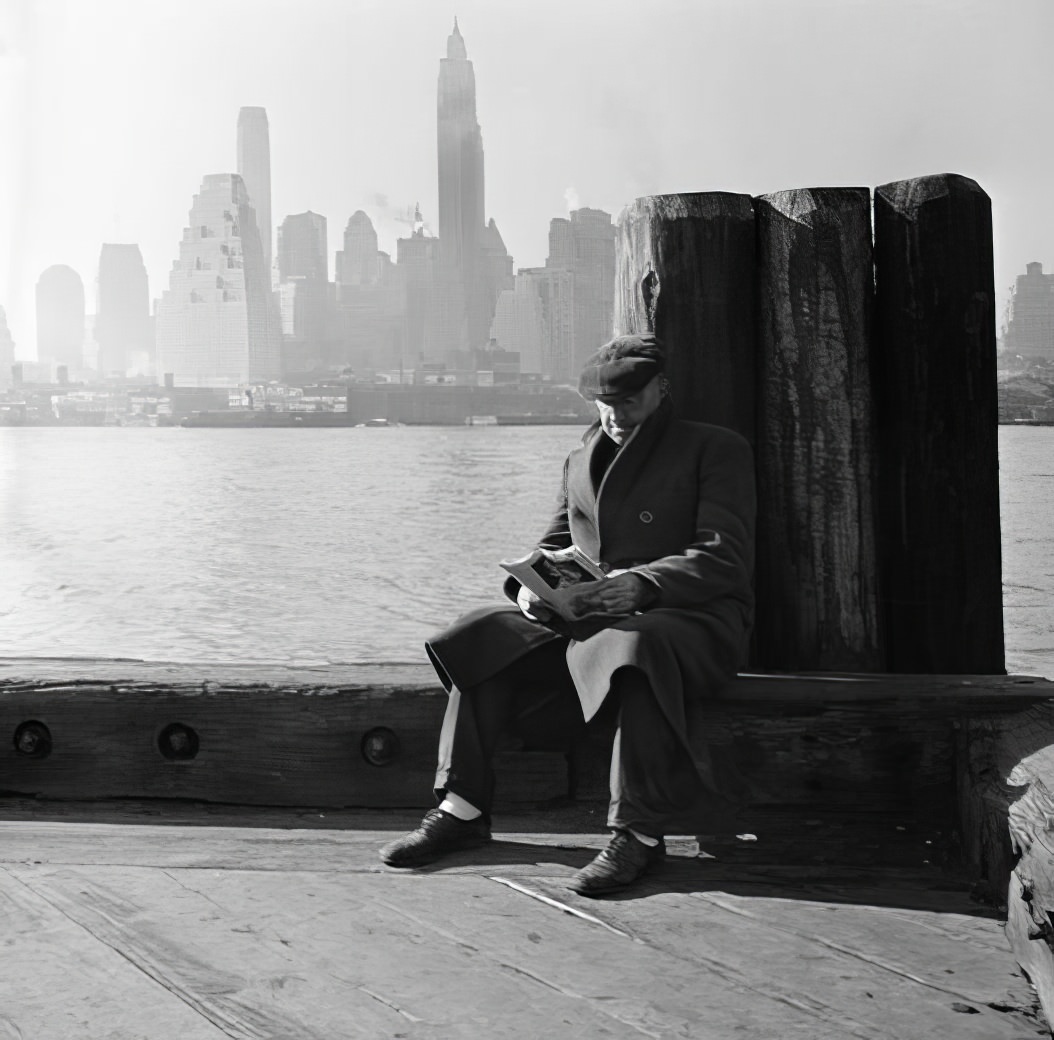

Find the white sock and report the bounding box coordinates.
[439,792,482,821]
[628,827,659,847]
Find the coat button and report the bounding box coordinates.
[639,510,653,523]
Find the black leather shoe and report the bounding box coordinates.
[379,808,491,867]
[569,829,665,896]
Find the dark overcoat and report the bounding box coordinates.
[426,398,756,795]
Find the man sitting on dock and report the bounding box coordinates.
[380,334,756,896]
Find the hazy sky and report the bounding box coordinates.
[1,0,1051,356]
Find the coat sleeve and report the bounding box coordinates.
[536,455,573,552]
[502,456,574,602]
[631,431,756,611]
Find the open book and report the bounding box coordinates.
[499,545,606,617]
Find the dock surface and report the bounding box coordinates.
[0,800,1044,1039]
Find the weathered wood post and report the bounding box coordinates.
[614,192,757,441]
[873,174,1004,674]
[753,188,881,671]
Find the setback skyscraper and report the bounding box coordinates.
[434,19,510,356]
[95,243,152,378]
[155,173,280,386]
[35,265,85,372]
[437,18,484,274]
[237,107,273,269]
[337,211,381,287]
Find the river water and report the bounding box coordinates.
[0,425,1050,677]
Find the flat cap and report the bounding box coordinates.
[577,333,666,401]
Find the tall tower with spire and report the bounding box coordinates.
[435,18,505,354]
[437,18,485,273]
[237,107,273,269]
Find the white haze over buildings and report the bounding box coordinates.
[1,0,1052,353]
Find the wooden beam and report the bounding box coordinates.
[753,187,880,672]
[613,191,757,442]
[873,174,1004,674]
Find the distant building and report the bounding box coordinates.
[237,107,273,269]
[336,211,381,288]
[397,225,472,367]
[155,173,281,387]
[95,243,152,379]
[1004,261,1054,361]
[331,211,405,374]
[437,18,484,276]
[278,211,327,283]
[0,306,15,389]
[489,275,547,375]
[35,265,85,373]
[516,265,574,381]
[510,208,615,382]
[276,211,331,373]
[553,208,616,376]
[432,19,512,357]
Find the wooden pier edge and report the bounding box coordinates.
[3,662,1054,1021]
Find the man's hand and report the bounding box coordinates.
[516,584,553,622]
[561,572,654,620]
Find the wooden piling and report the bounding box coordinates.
[873,174,1004,674]
[753,187,881,671]
[614,192,757,441]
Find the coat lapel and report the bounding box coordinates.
[594,399,673,539]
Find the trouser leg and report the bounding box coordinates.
[605,667,702,835]
[434,641,582,819]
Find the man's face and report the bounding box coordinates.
[594,375,663,444]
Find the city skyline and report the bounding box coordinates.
[2,0,1053,355]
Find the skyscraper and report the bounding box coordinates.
[563,208,616,375]
[35,265,85,372]
[513,208,615,381]
[237,107,273,269]
[437,18,484,274]
[490,275,547,375]
[155,173,280,386]
[95,243,152,378]
[336,211,381,288]
[277,211,330,369]
[332,211,405,373]
[434,19,510,355]
[278,211,327,283]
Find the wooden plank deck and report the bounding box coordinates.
[0,800,1045,1039]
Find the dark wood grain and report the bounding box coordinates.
[753,187,880,672]
[614,192,757,442]
[873,174,1004,674]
